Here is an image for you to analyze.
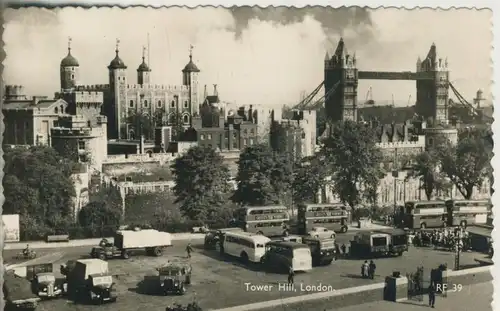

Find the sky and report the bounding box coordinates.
[3,7,492,108]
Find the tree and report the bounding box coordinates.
[126,113,154,139]
[4,146,77,224]
[292,155,327,204]
[232,143,293,206]
[440,127,492,199]
[78,201,122,236]
[169,111,187,140]
[319,121,384,209]
[171,146,231,221]
[407,151,449,200]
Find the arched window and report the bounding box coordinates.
[54,107,58,114]
[171,100,176,108]
[184,101,189,108]
[144,100,148,107]
[157,100,162,108]
[129,100,134,108]
[183,115,189,124]
[71,74,75,79]
[60,105,64,113]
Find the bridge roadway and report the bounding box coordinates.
[3,233,485,311]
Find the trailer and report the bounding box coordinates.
[4,271,41,311]
[90,229,172,259]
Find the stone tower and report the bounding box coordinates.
[182,45,200,121]
[323,38,359,122]
[137,46,151,85]
[108,39,128,139]
[60,37,80,92]
[416,43,450,123]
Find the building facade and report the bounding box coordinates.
[56,40,200,140]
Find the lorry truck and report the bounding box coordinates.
[3,271,41,311]
[60,258,117,304]
[90,228,173,259]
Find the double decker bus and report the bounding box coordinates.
[233,206,290,237]
[297,203,349,234]
[400,201,447,229]
[445,199,491,227]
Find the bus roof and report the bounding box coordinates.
[445,199,491,204]
[266,241,309,249]
[225,231,271,243]
[303,203,345,208]
[245,205,287,211]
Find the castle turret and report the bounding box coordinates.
[60,37,80,92]
[107,39,128,139]
[137,46,151,85]
[181,45,200,125]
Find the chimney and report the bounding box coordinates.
[248,105,253,123]
[213,84,218,96]
[204,85,207,99]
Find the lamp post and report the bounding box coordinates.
[454,228,463,270]
[392,171,399,215]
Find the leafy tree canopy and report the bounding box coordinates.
[292,155,327,204]
[171,146,232,220]
[233,143,293,206]
[4,146,77,224]
[319,121,384,208]
[407,151,449,200]
[440,127,492,199]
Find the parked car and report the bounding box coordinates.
[307,227,336,239]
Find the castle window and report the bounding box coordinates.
[184,101,188,108]
[250,129,255,135]
[171,100,176,108]
[60,105,64,113]
[144,100,148,107]
[249,138,254,145]
[129,100,134,108]
[78,141,86,150]
[183,115,189,124]
[71,74,75,79]
[232,141,238,149]
[243,129,248,135]
[243,138,247,146]
[200,134,205,140]
[207,134,212,140]
[232,132,237,138]
[157,100,162,108]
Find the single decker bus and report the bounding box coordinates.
[233,205,290,237]
[297,203,349,234]
[445,199,491,228]
[400,200,447,229]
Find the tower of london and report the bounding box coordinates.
[57,39,200,140]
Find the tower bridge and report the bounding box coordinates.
[294,38,491,124]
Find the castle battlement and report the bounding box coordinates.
[377,138,426,149]
[75,84,110,91]
[51,126,104,138]
[126,84,189,91]
[73,91,104,103]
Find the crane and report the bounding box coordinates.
[293,82,324,110]
[448,82,493,123]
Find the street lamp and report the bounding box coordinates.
[454,228,464,270]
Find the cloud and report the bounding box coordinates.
[3,7,491,109]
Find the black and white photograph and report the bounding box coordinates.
[1,5,494,311]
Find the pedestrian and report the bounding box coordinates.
[361,261,369,278]
[369,260,376,279]
[186,243,193,259]
[428,282,436,308]
[341,244,347,257]
[287,265,295,284]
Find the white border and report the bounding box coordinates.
[2,1,498,310]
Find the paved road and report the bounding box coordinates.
[335,281,493,311]
[4,234,487,311]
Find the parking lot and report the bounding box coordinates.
[3,235,485,311]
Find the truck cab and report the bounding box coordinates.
[32,272,62,299]
[87,273,117,304]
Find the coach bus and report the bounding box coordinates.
[297,203,349,234]
[400,200,447,229]
[221,231,271,263]
[233,206,290,237]
[445,199,491,227]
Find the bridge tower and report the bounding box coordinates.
[324,38,359,122]
[416,43,450,123]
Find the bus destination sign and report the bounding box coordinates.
[255,215,286,221]
[314,211,344,217]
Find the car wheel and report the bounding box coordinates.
[122,251,129,259]
[98,253,106,260]
[240,252,249,263]
[330,234,336,238]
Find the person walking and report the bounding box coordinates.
[341,244,347,257]
[361,261,369,278]
[369,260,376,279]
[428,282,436,308]
[287,265,295,284]
[186,243,193,259]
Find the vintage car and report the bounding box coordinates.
[307,227,336,239]
[32,272,62,299]
[157,261,192,295]
[204,228,243,250]
[86,273,117,304]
